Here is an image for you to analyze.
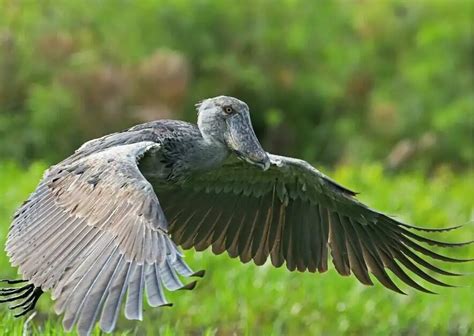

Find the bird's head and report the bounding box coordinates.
[197,95,270,171]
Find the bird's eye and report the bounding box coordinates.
[223,106,234,114]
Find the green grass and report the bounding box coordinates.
[0,161,472,335]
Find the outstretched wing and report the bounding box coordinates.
[6,141,201,336]
[159,154,471,294]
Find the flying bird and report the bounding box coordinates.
[1,96,471,336]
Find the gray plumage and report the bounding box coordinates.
[1,96,471,336]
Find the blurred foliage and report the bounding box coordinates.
[0,0,472,169]
[1,2,472,334]
[0,161,473,335]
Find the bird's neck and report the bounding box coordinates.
[193,135,230,171]
[194,115,230,170]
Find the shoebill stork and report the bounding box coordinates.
[1,96,471,336]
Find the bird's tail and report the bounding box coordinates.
[0,279,43,317]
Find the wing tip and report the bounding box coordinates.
[191,270,206,278]
[179,280,198,291]
[401,223,465,233]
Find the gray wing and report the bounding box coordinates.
[160,154,471,294]
[6,141,200,336]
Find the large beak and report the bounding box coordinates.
[226,113,270,171]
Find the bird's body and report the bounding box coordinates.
[1,96,471,336]
[71,120,228,183]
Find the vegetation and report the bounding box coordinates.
[0,1,472,335]
[0,0,473,169]
[0,161,472,335]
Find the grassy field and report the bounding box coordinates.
[0,161,472,335]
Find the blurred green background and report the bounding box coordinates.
[0,0,473,335]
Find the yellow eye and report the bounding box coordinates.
[224,106,234,114]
